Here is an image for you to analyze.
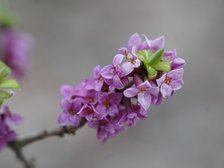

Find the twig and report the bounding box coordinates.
[8,142,34,168]
[8,119,86,168]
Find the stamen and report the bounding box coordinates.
[164,76,172,85]
[103,100,111,108]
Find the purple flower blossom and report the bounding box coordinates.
[101,54,125,90]
[0,30,33,82]
[0,123,17,150]
[60,83,87,99]
[118,105,148,127]
[58,98,84,127]
[121,53,141,75]
[156,68,184,98]
[96,92,122,118]
[78,105,99,121]
[124,81,159,110]
[84,89,98,105]
[1,106,23,126]
[0,106,23,151]
[88,118,123,143]
[86,65,104,91]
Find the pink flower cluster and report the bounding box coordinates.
[0,29,33,82]
[0,106,23,150]
[58,33,185,142]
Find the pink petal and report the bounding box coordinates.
[124,87,138,97]
[107,104,119,116]
[113,75,124,89]
[118,47,128,55]
[128,33,141,50]
[93,65,102,79]
[121,62,134,76]
[101,65,114,79]
[168,68,184,80]
[142,34,152,48]
[138,92,151,110]
[171,80,183,91]
[58,112,69,126]
[113,54,124,66]
[60,85,73,97]
[151,36,165,50]
[160,83,172,98]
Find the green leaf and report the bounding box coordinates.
[137,50,152,65]
[0,61,11,80]
[0,79,21,90]
[0,91,12,105]
[146,66,158,80]
[152,60,171,72]
[0,2,16,27]
[149,49,164,65]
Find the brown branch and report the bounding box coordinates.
[8,119,86,168]
[8,143,35,168]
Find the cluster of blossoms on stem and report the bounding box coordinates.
[0,28,33,82]
[0,106,23,150]
[0,5,29,151]
[58,33,186,142]
[0,5,33,83]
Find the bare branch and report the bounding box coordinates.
[8,119,86,168]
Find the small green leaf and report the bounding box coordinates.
[149,49,164,65]
[0,79,21,90]
[137,50,152,64]
[152,60,171,72]
[146,66,158,80]
[0,91,13,105]
[0,61,11,80]
[0,3,16,27]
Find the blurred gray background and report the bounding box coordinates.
[1,0,224,167]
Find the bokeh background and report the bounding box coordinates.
[1,0,224,167]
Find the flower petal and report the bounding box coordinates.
[101,65,114,79]
[160,83,172,97]
[107,104,119,116]
[113,75,124,89]
[170,80,183,91]
[156,74,166,86]
[168,68,184,80]
[124,87,138,97]
[121,62,134,76]
[93,65,102,79]
[58,112,69,126]
[128,33,141,50]
[142,34,152,48]
[118,47,128,55]
[164,48,177,59]
[60,85,73,97]
[138,92,151,110]
[113,54,124,66]
[172,58,186,69]
[151,36,165,51]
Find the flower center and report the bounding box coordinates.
[97,77,103,82]
[69,108,76,116]
[89,97,94,103]
[164,76,172,85]
[139,87,146,93]
[103,100,111,108]
[87,107,93,114]
[129,57,136,64]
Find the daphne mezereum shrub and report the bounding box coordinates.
[0,3,185,168]
[58,33,185,142]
